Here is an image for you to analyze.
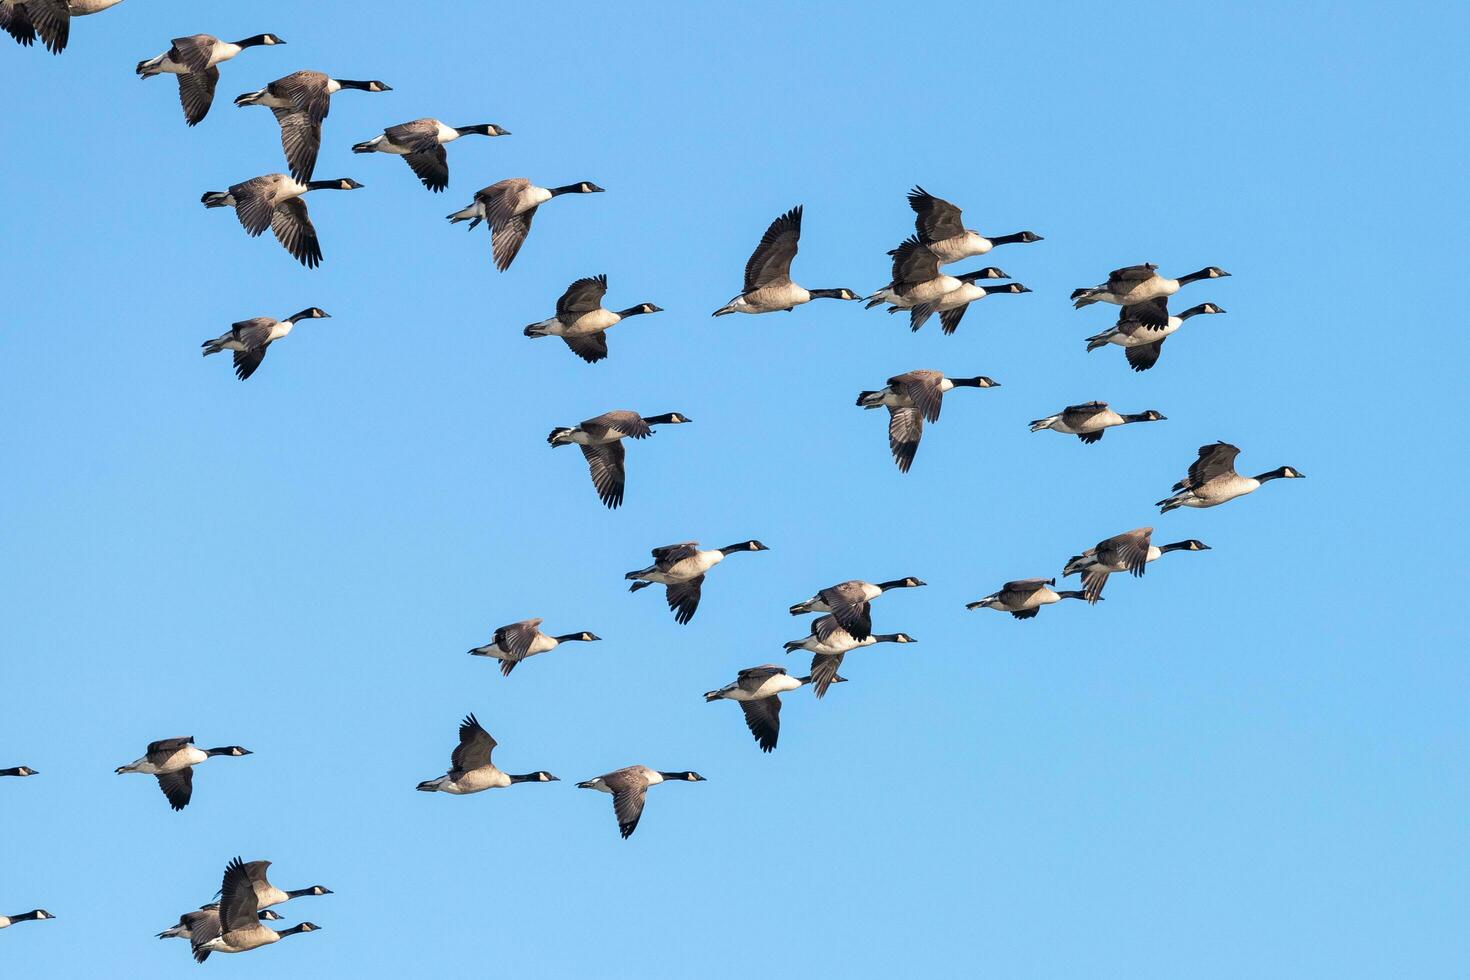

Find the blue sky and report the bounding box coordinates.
[2,1,1466,976]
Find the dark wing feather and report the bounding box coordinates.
[1107,263,1158,287]
[402,148,450,192]
[27,0,67,53]
[889,235,941,287]
[743,206,802,292]
[582,410,651,440]
[908,186,965,242]
[562,333,609,363]
[819,583,873,641]
[1120,296,1169,328]
[1081,570,1111,604]
[666,576,704,625]
[451,713,496,771]
[611,784,648,839]
[738,697,782,752]
[895,371,945,423]
[231,179,277,237]
[938,304,968,335]
[168,34,216,74]
[809,652,845,699]
[272,108,322,182]
[147,736,194,755]
[1,2,37,46]
[651,542,700,566]
[887,406,923,473]
[156,769,194,811]
[1061,402,1109,428]
[217,858,261,934]
[177,67,219,126]
[1181,442,1241,489]
[1125,340,1165,371]
[270,197,322,269]
[557,274,609,315]
[493,618,543,660]
[491,207,535,271]
[580,442,627,508]
[232,347,268,381]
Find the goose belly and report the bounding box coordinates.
[743,283,811,311]
[452,768,511,793]
[901,277,960,305]
[517,187,554,213]
[752,675,803,698]
[563,309,620,335]
[73,0,126,13]
[1194,476,1258,505]
[928,234,989,264]
[936,284,984,310]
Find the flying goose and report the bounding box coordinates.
[468,619,601,676]
[115,737,252,811]
[524,274,662,363]
[857,370,1001,472]
[416,713,558,794]
[1157,442,1304,512]
[235,71,392,181]
[158,905,282,941]
[1071,263,1230,312]
[903,281,1031,333]
[965,578,1088,619]
[864,236,1006,309]
[788,577,926,640]
[352,119,509,192]
[625,539,768,624]
[711,205,860,315]
[202,175,364,268]
[0,765,38,777]
[704,665,842,752]
[547,410,691,509]
[0,909,54,929]
[1028,401,1166,443]
[190,858,320,962]
[201,307,329,381]
[907,186,1043,263]
[783,616,916,698]
[1085,300,1226,371]
[447,177,604,271]
[576,766,705,839]
[2,0,122,54]
[1063,529,1210,603]
[229,861,331,911]
[136,32,284,126]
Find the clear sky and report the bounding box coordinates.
[2,1,1466,976]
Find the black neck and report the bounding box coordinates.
[1057,590,1089,600]
[7,911,46,922]
[1176,268,1215,285]
[956,269,999,284]
[552,633,590,643]
[285,309,317,324]
[234,34,274,48]
[1177,303,1211,319]
[656,771,694,780]
[1157,541,1192,553]
[508,772,545,783]
[0,767,30,776]
[718,543,753,555]
[948,377,986,388]
[284,887,323,900]
[202,747,237,757]
[1122,413,1158,423]
[1254,468,1291,482]
[305,179,351,191]
[548,183,585,196]
[335,79,378,91]
[874,634,905,643]
[876,579,914,591]
[614,305,654,318]
[455,124,493,137]
[807,288,851,300]
[987,232,1034,246]
[641,412,683,426]
[280,924,314,937]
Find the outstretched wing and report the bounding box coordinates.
[908,185,966,242]
[580,442,627,508]
[492,618,544,660]
[887,406,924,474]
[1180,441,1240,489]
[557,274,609,316]
[177,66,220,127]
[562,333,609,363]
[666,576,704,625]
[451,713,497,772]
[270,197,322,268]
[738,697,782,752]
[744,206,801,292]
[271,108,322,182]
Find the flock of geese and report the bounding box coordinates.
[3,6,1308,965]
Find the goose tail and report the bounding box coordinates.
[233,88,265,107]
[201,191,231,208]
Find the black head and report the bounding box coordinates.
[1134,410,1167,422]
[207,746,253,757]
[1012,231,1044,243]
[299,886,332,897]
[645,411,692,426]
[953,376,1001,388]
[512,770,560,783]
[291,922,323,933]
[575,181,605,193]
[974,267,1007,280]
[722,540,769,554]
[558,631,601,643]
[659,771,706,782]
[260,910,285,921]
[619,303,663,316]
[462,123,511,137]
[2,766,39,777]
[809,288,862,301]
[363,81,393,92]
[238,33,286,47]
[1265,465,1305,480]
[288,307,331,322]
[1180,302,1226,318]
[24,910,55,921]
[1180,539,1211,551]
[311,178,365,191]
[989,282,1031,295]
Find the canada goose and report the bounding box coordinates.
[1071,263,1230,310]
[965,578,1088,619]
[547,410,691,509]
[190,858,321,962]
[229,861,331,911]
[904,281,1031,333]
[788,577,925,641]
[711,205,860,315]
[524,274,661,363]
[704,665,843,752]
[1063,529,1210,603]
[416,713,558,794]
[864,236,1006,309]
[906,186,1043,264]
[352,119,509,192]
[1086,301,1226,370]
[201,307,329,381]
[576,766,705,839]
[1028,401,1166,444]
[468,619,601,676]
[0,766,38,777]
[158,905,282,941]
[235,71,392,181]
[857,370,1001,472]
[136,33,284,126]
[446,177,604,271]
[783,616,916,698]
[626,539,768,624]
[1158,442,1304,512]
[0,909,54,929]
[1,0,122,54]
[115,737,252,811]
[202,175,364,268]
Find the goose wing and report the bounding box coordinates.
[217,857,262,933]
[738,697,782,752]
[229,318,275,350]
[492,618,544,661]
[562,333,609,364]
[156,769,194,811]
[907,186,965,242]
[168,34,217,74]
[25,0,68,54]
[1125,339,1165,371]
[743,205,802,292]
[270,197,322,268]
[229,177,279,237]
[886,406,924,473]
[1179,441,1240,489]
[666,576,704,625]
[271,71,332,124]
[818,582,874,640]
[147,736,194,755]
[1002,578,1051,596]
[1098,528,1153,576]
[272,108,322,182]
[580,442,626,508]
[402,147,450,192]
[651,542,700,567]
[736,664,787,686]
[808,652,845,699]
[477,179,537,270]
[1106,263,1158,289]
[938,304,968,335]
[1119,296,1169,329]
[892,370,946,423]
[177,66,220,126]
[888,236,941,287]
[1061,402,1109,428]
[557,274,608,316]
[581,410,651,441]
[382,118,440,150]
[600,768,651,839]
[451,713,497,771]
